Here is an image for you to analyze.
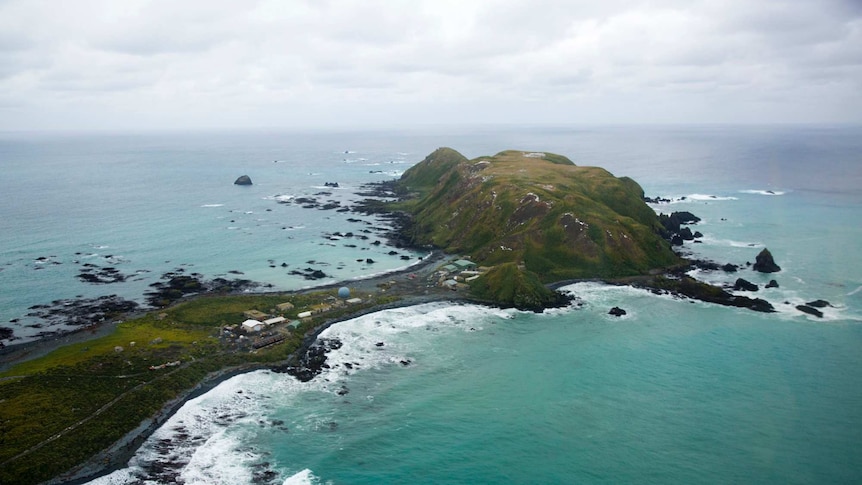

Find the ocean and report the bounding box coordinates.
[1,125,861,484]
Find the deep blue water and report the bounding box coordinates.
[1,126,861,484]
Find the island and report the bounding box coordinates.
[0,148,775,484]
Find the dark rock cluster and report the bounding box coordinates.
[24,295,140,331]
[277,195,348,211]
[288,268,329,280]
[145,271,260,307]
[658,211,702,246]
[272,337,343,382]
[795,300,832,318]
[76,264,129,284]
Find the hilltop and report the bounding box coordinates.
[377,147,683,309]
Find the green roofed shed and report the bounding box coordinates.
[453,260,477,270]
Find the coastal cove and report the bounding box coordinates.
[1,127,861,484]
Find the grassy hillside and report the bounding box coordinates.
[398,148,680,279]
[392,148,682,309]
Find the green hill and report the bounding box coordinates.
[394,148,682,309]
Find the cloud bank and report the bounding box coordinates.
[1,0,860,130]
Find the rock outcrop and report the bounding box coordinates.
[608,307,627,317]
[234,175,253,186]
[753,248,781,273]
[733,278,759,291]
[796,305,823,318]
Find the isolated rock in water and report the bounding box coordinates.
[753,248,781,273]
[234,175,253,186]
[805,299,831,308]
[608,307,627,317]
[733,278,759,292]
[765,279,779,288]
[796,305,823,318]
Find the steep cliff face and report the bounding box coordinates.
[398,148,681,283]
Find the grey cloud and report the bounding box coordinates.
[0,0,860,130]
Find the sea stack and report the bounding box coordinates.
[234,175,253,186]
[753,248,781,273]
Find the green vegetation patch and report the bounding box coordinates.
[469,263,569,311]
[0,286,396,485]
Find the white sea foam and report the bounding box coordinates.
[201,204,225,207]
[178,429,260,485]
[86,469,137,485]
[685,193,739,201]
[558,281,680,312]
[264,194,296,202]
[849,285,862,296]
[739,189,786,196]
[87,371,277,484]
[312,302,515,386]
[649,194,739,205]
[283,469,317,484]
[697,235,763,248]
[771,296,856,322]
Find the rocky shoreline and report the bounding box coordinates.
[43,250,466,484]
[15,183,828,484]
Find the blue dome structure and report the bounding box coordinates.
[337,287,351,299]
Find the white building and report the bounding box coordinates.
[264,316,286,326]
[242,319,264,332]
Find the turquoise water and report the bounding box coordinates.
[1,126,861,484]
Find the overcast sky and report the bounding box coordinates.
[1,0,860,131]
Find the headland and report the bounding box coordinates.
[1,147,780,484]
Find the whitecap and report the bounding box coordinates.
[696,235,763,248]
[684,193,738,202]
[90,372,275,484]
[313,302,516,384]
[201,204,224,208]
[178,429,261,485]
[647,194,738,205]
[283,469,318,485]
[848,285,862,296]
[739,189,786,196]
[771,296,857,323]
